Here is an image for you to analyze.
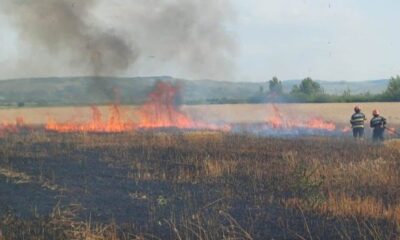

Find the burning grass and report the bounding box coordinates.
[2,81,398,137]
[0,82,399,239]
[45,105,136,133]
[267,104,336,131]
[0,131,399,239]
[43,82,230,133]
[0,84,347,137]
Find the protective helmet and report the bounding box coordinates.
[354,105,361,112]
[372,109,380,116]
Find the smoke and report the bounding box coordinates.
[2,0,136,74]
[0,0,236,83]
[105,0,236,80]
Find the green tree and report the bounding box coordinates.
[384,75,400,100]
[293,77,323,95]
[269,76,283,94]
[291,85,300,94]
[342,88,351,98]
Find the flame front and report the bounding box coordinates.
[45,82,229,133]
[138,82,195,129]
[137,82,230,130]
[267,104,336,131]
[0,116,27,136]
[46,105,135,133]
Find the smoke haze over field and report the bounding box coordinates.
[0,0,236,81]
[1,0,399,82]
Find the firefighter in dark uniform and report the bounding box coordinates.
[350,105,366,138]
[370,109,387,142]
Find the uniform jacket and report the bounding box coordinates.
[370,116,386,129]
[350,112,366,128]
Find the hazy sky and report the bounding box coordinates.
[0,0,399,82]
[233,0,400,81]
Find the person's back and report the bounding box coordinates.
[350,106,366,138]
[370,109,386,142]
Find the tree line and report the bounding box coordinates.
[260,75,400,103]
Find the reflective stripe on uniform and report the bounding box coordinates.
[371,118,382,125]
[351,113,365,128]
[351,118,365,123]
[352,113,365,119]
[351,115,365,128]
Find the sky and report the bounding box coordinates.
[233,0,400,81]
[0,0,399,82]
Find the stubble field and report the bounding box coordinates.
[0,102,399,126]
[0,103,399,239]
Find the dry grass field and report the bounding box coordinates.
[0,132,399,239]
[0,103,399,239]
[0,102,399,126]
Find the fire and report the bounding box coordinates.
[16,116,25,127]
[269,105,285,128]
[0,117,27,136]
[386,127,397,136]
[267,104,336,131]
[342,127,351,133]
[45,82,229,133]
[306,118,336,131]
[138,81,210,129]
[46,105,135,133]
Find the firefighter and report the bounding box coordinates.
[350,105,366,138]
[370,109,387,142]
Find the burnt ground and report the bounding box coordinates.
[0,131,399,239]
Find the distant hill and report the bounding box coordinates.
[282,79,390,95]
[0,76,390,107]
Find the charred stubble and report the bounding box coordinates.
[0,132,399,239]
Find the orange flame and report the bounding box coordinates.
[341,127,351,133]
[45,82,229,133]
[267,104,336,131]
[0,117,26,136]
[386,127,397,136]
[138,81,224,130]
[268,105,285,128]
[45,105,135,133]
[306,118,336,131]
[138,82,194,128]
